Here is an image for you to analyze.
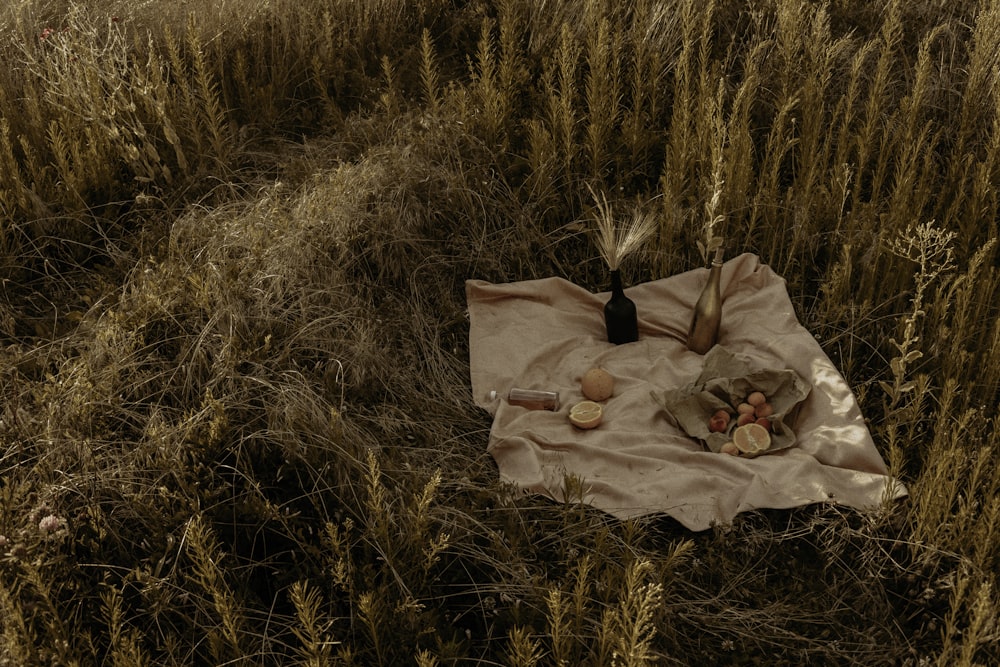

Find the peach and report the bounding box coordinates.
[708,409,730,433]
[747,391,766,407]
[737,412,756,427]
[755,402,774,418]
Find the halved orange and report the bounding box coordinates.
[569,400,603,429]
[733,422,771,455]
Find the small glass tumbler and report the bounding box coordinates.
[489,388,560,411]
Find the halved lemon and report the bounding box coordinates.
[569,400,603,429]
[733,422,771,455]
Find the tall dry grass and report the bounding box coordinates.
[0,0,998,665]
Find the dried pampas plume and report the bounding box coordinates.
[698,154,726,264]
[589,184,658,271]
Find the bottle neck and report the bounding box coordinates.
[711,247,724,267]
[609,269,624,294]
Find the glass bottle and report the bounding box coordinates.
[604,269,639,344]
[489,388,560,411]
[687,246,724,354]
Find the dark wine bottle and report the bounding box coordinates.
[687,247,724,354]
[605,269,639,344]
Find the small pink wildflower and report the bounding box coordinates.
[40,27,54,40]
[38,514,65,535]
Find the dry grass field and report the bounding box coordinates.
[0,0,998,664]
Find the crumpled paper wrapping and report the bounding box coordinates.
[654,346,812,455]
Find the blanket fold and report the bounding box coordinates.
[467,253,906,530]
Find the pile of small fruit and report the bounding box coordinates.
[708,391,775,456]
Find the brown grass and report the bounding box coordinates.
[0,0,998,665]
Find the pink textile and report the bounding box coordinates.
[467,253,906,531]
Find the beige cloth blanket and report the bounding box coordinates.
[467,253,907,531]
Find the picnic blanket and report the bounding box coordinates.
[467,253,907,531]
